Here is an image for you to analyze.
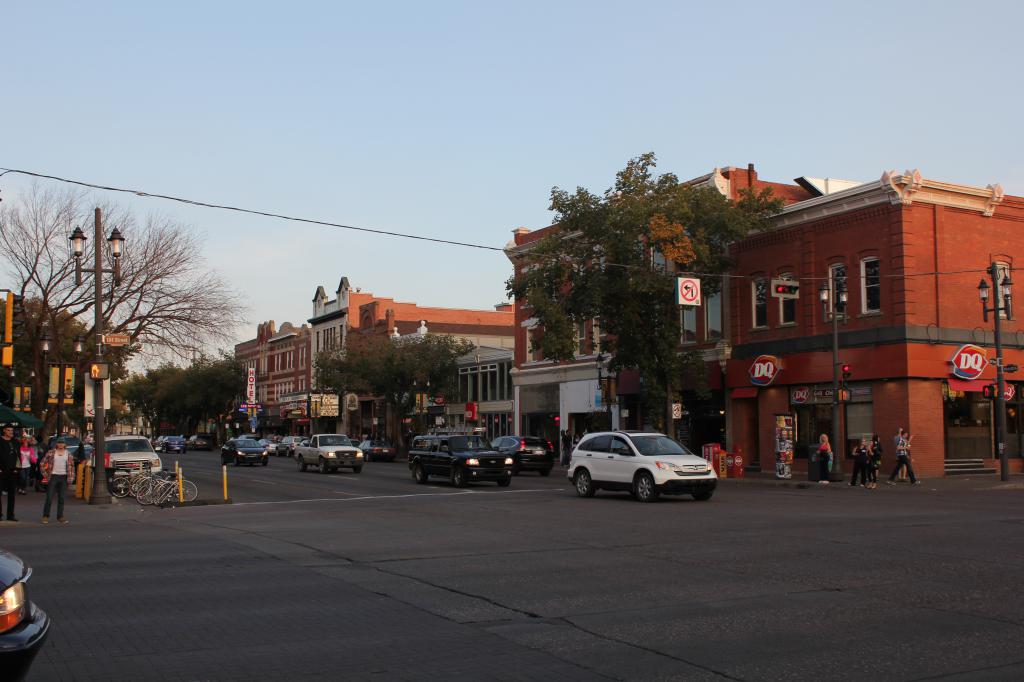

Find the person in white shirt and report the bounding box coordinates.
[41,439,76,524]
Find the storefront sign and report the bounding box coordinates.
[1006,384,1016,401]
[950,344,989,380]
[749,355,781,386]
[246,367,256,402]
[791,384,872,404]
[791,387,810,404]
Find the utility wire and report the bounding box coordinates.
[0,167,995,280]
[0,167,504,252]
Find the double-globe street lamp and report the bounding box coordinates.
[977,265,1014,481]
[68,210,125,505]
[818,274,848,482]
[39,331,84,439]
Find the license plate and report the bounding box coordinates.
[533,449,545,455]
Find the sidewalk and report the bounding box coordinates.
[719,470,1024,492]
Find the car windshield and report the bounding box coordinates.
[521,437,547,446]
[318,436,351,446]
[236,439,260,448]
[448,436,490,450]
[630,436,694,457]
[108,439,154,454]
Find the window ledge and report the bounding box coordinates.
[857,311,883,319]
[778,322,797,328]
[749,326,770,333]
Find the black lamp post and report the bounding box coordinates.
[69,210,126,505]
[819,274,848,482]
[978,265,1014,481]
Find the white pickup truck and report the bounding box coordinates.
[295,434,364,474]
[104,435,163,472]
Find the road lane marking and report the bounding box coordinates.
[249,479,278,485]
[217,489,562,508]
[334,490,361,496]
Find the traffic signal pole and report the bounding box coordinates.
[90,208,112,505]
[991,263,1009,482]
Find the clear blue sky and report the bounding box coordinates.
[4,1,1022,352]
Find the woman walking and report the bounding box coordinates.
[17,435,35,494]
[817,434,832,485]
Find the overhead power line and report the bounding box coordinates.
[0,167,504,252]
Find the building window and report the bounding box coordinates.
[827,263,847,317]
[705,290,722,341]
[779,272,797,325]
[752,278,768,328]
[680,306,697,344]
[576,320,588,356]
[861,258,881,313]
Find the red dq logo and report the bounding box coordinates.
[792,387,809,404]
[749,355,781,386]
[950,344,989,381]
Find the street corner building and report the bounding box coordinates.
[725,169,1021,478]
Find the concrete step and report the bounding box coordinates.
[945,467,998,476]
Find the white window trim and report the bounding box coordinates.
[751,278,768,329]
[827,263,847,319]
[704,290,722,341]
[680,305,697,345]
[860,257,881,314]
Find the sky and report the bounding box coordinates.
[3,1,1022,357]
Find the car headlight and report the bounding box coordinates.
[655,461,681,471]
[0,582,26,634]
[236,450,244,456]
[327,452,336,458]
[355,450,363,458]
[504,457,514,465]
[153,458,162,469]
[466,458,480,466]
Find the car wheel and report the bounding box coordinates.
[450,466,466,488]
[352,465,362,474]
[539,468,552,477]
[319,457,330,474]
[297,456,307,472]
[634,471,659,503]
[573,469,595,497]
[412,463,429,484]
[497,476,511,487]
[692,490,714,502]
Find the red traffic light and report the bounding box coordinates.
[841,364,851,374]
[982,384,998,400]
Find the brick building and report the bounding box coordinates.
[726,169,1021,478]
[233,321,312,435]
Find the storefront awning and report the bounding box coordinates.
[948,378,986,393]
[730,387,758,399]
[0,404,44,429]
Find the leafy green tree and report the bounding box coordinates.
[508,153,782,429]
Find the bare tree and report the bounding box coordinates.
[0,184,247,425]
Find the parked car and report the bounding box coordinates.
[408,434,513,487]
[295,435,363,474]
[357,439,397,462]
[161,436,186,454]
[275,436,304,457]
[568,431,717,503]
[186,434,214,451]
[491,435,555,476]
[221,438,269,467]
[0,548,50,681]
[105,436,163,474]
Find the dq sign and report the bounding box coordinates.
[749,355,782,386]
[791,387,810,404]
[950,344,989,381]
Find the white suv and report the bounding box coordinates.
[568,431,717,503]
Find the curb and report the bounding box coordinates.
[158,498,233,509]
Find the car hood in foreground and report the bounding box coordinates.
[0,548,29,590]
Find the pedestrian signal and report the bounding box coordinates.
[89,362,109,380]
[982,384,998,400]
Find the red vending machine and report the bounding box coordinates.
[774,414,795,479]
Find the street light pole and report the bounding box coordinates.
[978,264,1014,481]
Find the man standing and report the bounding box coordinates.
[0,425,18,521]
[41,438,75,524]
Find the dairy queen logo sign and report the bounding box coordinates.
[950,344,989,381]
[749,355,782,386]
[791,387,810,404]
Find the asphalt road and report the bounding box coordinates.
[3,457,1024,681]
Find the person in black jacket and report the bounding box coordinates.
[0,425,20,521]
[850,437,870,488]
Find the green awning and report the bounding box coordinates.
[0,404,44,429]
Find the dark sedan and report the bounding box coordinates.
[358,439,397,462]
[221,438,269,466]
[491,435,555,476]
[186,434,214,451]
[161,436,187,454]
[0,548,50,682]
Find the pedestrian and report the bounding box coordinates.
[41,438,75,524]
[887,427,919,485]
[868,434,883,488]
[850,437,870,488]
[816,434,832,485]
[560,429,572,466]
[18,435,35,494]
[0,425,19,521]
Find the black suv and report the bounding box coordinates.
[408,434,513,487]
[491,435,555,476]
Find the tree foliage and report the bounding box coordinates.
[507,153,782,424]
[0,184,247,426]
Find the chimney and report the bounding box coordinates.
[747,163,757,187]
[512,227,531,245]
[494,302,513,312]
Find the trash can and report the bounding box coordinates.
[731,452,745,478]
[807,445,821,482]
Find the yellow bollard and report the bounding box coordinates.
[83,466,92,503]
[75,462,85,498]
[177,467,184,503]
[222,464,228,501]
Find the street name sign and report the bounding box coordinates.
[102,333,131,346]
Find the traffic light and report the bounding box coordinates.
[982,384,999,400]
[770,278,800,300]
[1,292,21,367]
[841,364,852,382]
[89,362,110,380]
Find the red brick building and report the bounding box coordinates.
[233,321,312,435]
[726,169,1021,478]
